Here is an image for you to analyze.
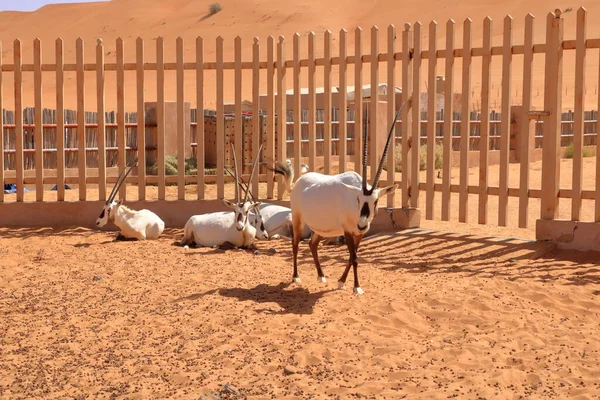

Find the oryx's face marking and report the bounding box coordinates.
[347,183,398,234]
[224,200,261,231]
[249,206,269,240]
[96,201,117,227]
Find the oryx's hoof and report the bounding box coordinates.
[293,277,301,283]
[337,281,346,290]
[318,276,327,283]
[353,287,365,295]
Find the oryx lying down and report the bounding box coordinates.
[289,103,404,294]
[180,144,267,249]
[96,163,165,240]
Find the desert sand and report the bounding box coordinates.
[1,224,599,399]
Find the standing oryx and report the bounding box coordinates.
[96,161,165,240]
[180,144,266,248]
[289,103,404,294]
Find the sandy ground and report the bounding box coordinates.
[1,225,599,399]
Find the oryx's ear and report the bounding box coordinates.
[223,199,236,209]
[341,182,362,196]
[251,201,261,209]
[374,184,398,199]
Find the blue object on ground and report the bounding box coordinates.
[3,184,31,194]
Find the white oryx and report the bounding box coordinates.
[180,144,267,249]
[289,103,405,294]
[96,162,165,240]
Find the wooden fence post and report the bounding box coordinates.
[540,10,563,220]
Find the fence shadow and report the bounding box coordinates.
[267,229,600,287]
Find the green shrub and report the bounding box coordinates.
[385,142,443,172]
[209,2,222,15]
[564,142,594,159]
[147,155,198,176]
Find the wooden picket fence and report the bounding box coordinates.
[0,8,599,232]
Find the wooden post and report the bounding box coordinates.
[459,19,472,222]
[518,15,535,228]
[34,38,44,201]
[76,37,86,201]
[56,38,65,202]
[387,24,397,206]
[96,38,107,201]
[323,30,333,175]
[426,21,437,219]
[0,41,3,203]
[338,29,348,173]
[571,7,586,221]
[441,20,454,221]
[540,10,563,220]
[137,37,146,201]
[401,23,413,209]
[479,17,492,225]
[498,15,513,227]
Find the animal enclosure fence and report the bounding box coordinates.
[0,8,599,237]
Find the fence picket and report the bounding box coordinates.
[216,36,225,199]
[323,30,333,175]
[338,29,348,173]
[196,37,205,200]
[76,38,86,201]
[387,24,397,206]
[441,20,454,220]
[459,19,472,222]
[401,24,413,208]
[276,36,286,199]
[157,37,166,200]
[370,26,379,182]
[498,16,513,226]
[308,32,317,174]
[519,14,534,228]
[137,37,146,200]
[234,36,243,179]
[355,27,363,175]
[96,39,107,201]
[252,37,261,195]
[292,33,302,177]
[0,42,3,203]
[14,40,24,202]
[56,38,65,201]
[426,22,437,219]
[411,22,422,209]
[266,36,275,198]
[34,39,44,201]
[479,17,492,224]
[571,7,586,220]
[176,37,185,200]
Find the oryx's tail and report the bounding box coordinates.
[267,160,294,196]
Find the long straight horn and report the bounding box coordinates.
[362,105,369,192]
[225,168,255,202]
[110,165,135,202]
[230,143,240,203]
[371,100,407,191]
[107,167,128,203]
[243,143,263,203]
